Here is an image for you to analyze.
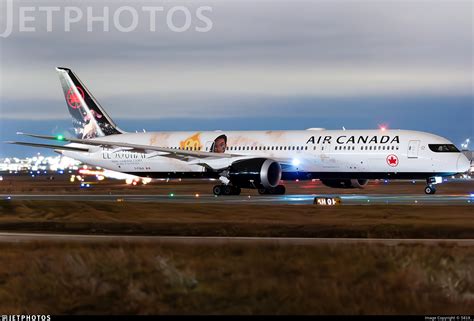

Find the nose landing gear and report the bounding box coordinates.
[424,177,441,194]
[424,185,436,195]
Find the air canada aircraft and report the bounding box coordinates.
[9,67,471,195]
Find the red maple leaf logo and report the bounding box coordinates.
[386,154,398,167]
[67,87,85,109]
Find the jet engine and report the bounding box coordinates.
[320,179,369,189]
[229,158,282,189]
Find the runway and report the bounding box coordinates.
[0,232,473,246]
[1,193,473,205]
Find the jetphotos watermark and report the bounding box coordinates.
[0,0,213,38]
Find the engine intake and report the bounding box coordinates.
[229,158,282,189]
[320,179,369,189]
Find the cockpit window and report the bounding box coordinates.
[428,144,460,153]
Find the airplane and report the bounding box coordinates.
[8,67,471,195]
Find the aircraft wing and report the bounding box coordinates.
[6,141,91,152]
[16,132,236,159]
[14,132,296,168]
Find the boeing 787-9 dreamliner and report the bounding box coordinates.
[9,68,471,195]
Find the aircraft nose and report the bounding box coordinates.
[457,154,471,173]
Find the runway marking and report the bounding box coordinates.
[0,232,473,246]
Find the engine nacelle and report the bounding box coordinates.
[229,158,282,189]
[320,179,369,189]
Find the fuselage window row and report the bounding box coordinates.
[173,145,400,152]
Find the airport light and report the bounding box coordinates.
[461,138,470,150]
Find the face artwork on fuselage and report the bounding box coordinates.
[212,134,227,153]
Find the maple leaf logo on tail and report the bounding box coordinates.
[66,87,85,109]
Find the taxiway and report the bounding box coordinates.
[1,193,473,205]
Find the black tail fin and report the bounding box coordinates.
[56,67,124,139]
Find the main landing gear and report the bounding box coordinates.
[258,185,286,195]
[213,185,241,196]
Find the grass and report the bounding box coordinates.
[0,241,472,314]
[0,200,473,238]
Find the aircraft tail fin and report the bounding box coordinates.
[56,67,124,139]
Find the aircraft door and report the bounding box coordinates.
[407,140,420,158]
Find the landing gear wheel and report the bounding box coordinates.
[214,185,241,196]
[232,186,241,195]
[424,185,436,195]
[213,185,223,196]
[257,185,286,195]
[258,188,267,195]
[223,185,233,195]
[274,185,286,195]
